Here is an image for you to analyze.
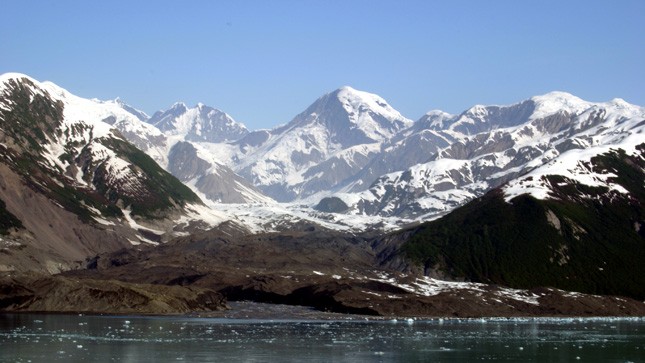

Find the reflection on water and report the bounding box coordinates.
[0,312,643,362]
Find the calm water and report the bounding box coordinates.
[1,313,644,362]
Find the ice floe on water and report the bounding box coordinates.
[0,313,644,362]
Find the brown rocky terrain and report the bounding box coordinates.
[48,229,645,318]
[0,163,135,274]
[0,273,227,314]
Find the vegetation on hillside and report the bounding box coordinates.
[97,137,202,218]
[0,199,23,235]
[0,77,201,222]
[403,146,645,299]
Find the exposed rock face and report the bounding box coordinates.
[0,274,227,314]
[168,141,213,182]
[314,196,349,213]
[167,141,269,203]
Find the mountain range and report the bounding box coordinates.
[0,72,643,316]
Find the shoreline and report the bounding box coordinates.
[3,301,645,322]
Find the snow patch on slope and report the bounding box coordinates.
[503,135,641,202]
[372,272,541,305]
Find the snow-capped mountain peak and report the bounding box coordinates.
[151,102,189,121]
[529,91,589,119]
[0,72,38,85]
[223,86,415,201]
[436,92,607,136]
[286,86,413,145]
[334,86,412,135]
[411,110,454,131]
[609,98,630,107]
[336,86,398,112]
[109,97,150,122]
[148,102,248,143]
[442,99,536,135]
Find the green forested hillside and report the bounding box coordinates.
[403,146,645,299]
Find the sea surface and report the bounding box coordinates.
[1,308,643,362]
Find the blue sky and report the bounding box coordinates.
[2,0,644,130]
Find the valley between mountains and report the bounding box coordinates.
[0,73,644,317]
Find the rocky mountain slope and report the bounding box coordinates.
[0,74,228,273]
